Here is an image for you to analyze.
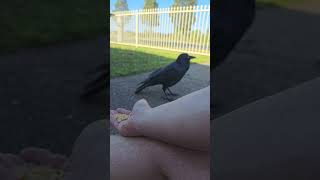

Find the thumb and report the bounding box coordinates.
[132,99,150,112]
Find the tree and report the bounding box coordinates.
[114,0,129,11]
[113,0,130,24]
[169,0,197,33]
[113,0,129,42]
[144,0,158,9]
[141,0,160,29]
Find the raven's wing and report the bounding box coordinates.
[139,63,173,84]
[137,67,163,85]
[146,62,182,84]
[149,67,162,78]
[135,64,178,93]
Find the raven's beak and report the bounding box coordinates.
[189,56,196,59]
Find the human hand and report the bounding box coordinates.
[110,99,151,137]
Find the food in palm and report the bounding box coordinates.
[115,114,129,122]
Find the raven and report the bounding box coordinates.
[135,53,195,100]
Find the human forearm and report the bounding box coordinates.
[136,86,210,151]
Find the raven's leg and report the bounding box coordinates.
[167,88,179,96]
[162,87,173,101]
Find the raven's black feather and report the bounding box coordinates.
[135,53,194,95]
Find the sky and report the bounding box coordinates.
[110,0,211,11]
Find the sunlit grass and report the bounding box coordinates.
[111,43,210,78]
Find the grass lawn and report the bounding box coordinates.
[110,43,210,78]
[0,0,106,54]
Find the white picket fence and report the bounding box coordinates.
[110,5,210,56]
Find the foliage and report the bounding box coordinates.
[113,0,130,29]
[141,0,160,29]
[114,0,129,11]
[169,0,197,33]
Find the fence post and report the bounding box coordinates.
[135,10,139,47]
[117,14,124,42]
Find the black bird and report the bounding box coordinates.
[135,53,195,100]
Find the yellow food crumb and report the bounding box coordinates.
[115,114,129,122]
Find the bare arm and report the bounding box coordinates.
[136,86,210,151]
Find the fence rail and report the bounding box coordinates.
[110,5,210,56]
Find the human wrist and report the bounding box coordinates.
[133,107,153,134]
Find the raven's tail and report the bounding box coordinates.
[135,82,149,94]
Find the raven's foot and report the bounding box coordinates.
[161,96,174,101]
[166,88,179,96]
[168,93,179,96]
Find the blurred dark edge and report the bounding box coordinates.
[212,2,320,180]
[0,0,109,176]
